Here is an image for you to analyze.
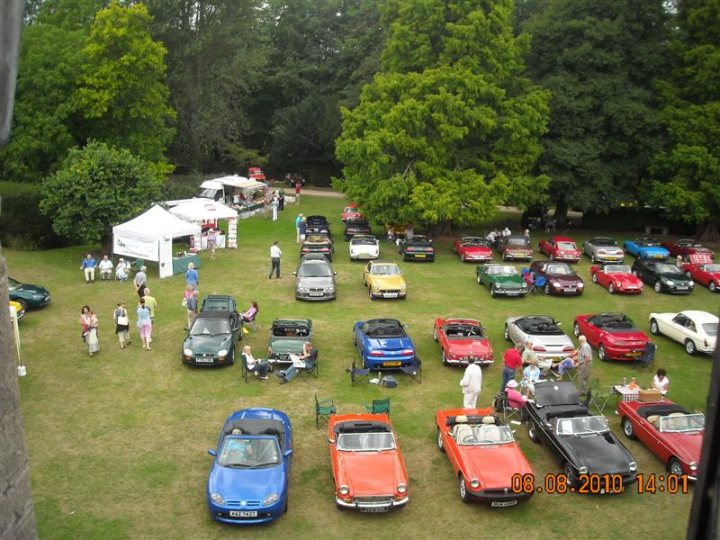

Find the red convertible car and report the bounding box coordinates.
[617,399,703,479]
[590,263,644,294]
[341,204,364,223]
[453,237,493,263]
[661,239,714,261]
[436,408,534,507]
[433,318,494,366]
[573,312,650,361]
[328,414,409,512]
[538,236,582,263]
[683,253,720,292]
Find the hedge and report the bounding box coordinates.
[0,182,62,250]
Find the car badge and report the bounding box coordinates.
[240,501,246,506]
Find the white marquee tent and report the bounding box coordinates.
[112,204,201,278]
[169,199,239,249]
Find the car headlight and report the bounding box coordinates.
[629,461,637,472]
[263,494,279,506]
[324,286,335,293]
[397,483,407,494]
[298,287,310,293]
[688,280,694,286]
[616,281,622,287]
[470,478,480,489]
[372,283,380,290]
[218,349,228,358]
[400,283,406,289]
[339,485,350,495]
[689,461,698,472]
[183,348,193,356]
[210,492,225,505]
[663,278,675,286]
[578,282,584,288]
[578,466,588,475]
[552,282,561,288]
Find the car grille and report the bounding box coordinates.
[225,500,261,507]
[381,289,402,294]
[354,495,393,507]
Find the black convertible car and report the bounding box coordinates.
[525,381,637,490]
[305,215,331,238]
[631,259,694,294]
[399,235,435,262]
[343,219,372,240]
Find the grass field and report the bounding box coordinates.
[7,195,717,539]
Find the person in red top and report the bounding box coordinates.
[295,180,302,204]
[500,344,523,391]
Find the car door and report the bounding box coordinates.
[582,319,602,348]
[363,263,372,286]
[666,314,690,342]
[438,324,450,355]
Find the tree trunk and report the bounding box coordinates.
[553,198,569,227]
[429,221,453,237]
[696,220,720,242]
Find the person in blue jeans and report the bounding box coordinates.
[278,343,317,383]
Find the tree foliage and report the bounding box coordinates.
[335,0,550,230]
[648,0,720,238]
[520,0,669,220]
[40,141,164,245]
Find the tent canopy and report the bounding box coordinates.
[169,199,238,221]
[113,204,200,240]
[200,175,264,191]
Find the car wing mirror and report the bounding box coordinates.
[285,449,294,457]
[208,449,217,457]
[328,438,336,444]
[292,271,297,276]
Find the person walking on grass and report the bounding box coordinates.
[577,335,593,395]
[186,289,199,330]
[295,180,302,203]
[143,287,158,343]
[295,213,304,243]
[185,262,199,289]
[134,265,148,298]
[460,357,482,409]
[137,298,153,350]
[80,305,99,357]
[269,241,282,279]
[113,301,131,349]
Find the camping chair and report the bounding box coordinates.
[492,392,524,424]
[129,258,144,274]
[364,398,391,416]
[399,358,422,384]
[588,378,613,414]
[240,353,264,384]
[347,361,371,386]
[532,275,547,294]
[634,342,656,372]
[315,394,336,429]
[242,309,258,332]
[298,353,319,379]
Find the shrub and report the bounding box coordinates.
[0,182,63,250]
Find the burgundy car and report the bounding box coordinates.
[497,235,532,261]
[529,260,584,296]
[573,312,650,361]
[538,235,582,263]
[453,237,493,263]
[661,239,714,261]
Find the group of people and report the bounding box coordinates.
[240,341,317,383]
[78,297,154,357]
[81,253,139,283]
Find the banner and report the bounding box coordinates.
[113,233,158,261]
[159,236,173,279]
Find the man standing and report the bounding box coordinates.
[500,344,523,391]
[295,213,304,243]
[294,179,302,203]
[186,289,199,330]
[577,335,593,394]
[271,193,279,221]
[98,255,113,281]
[278,187,286,211]
[134,265,147,298]
[460,358,483,409]
[269,241,282,279]
[80,253,97,284]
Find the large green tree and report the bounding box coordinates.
[335,0,550,231]
[40,141,164,245]
[648,0,720,240]
[75,1,176,169]
[521,0,669,222]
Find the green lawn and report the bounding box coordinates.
[8,195,716,539]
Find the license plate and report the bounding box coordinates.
[506,291,521,296]
[384,293,398,298]
[677,286,687,290]
[229,510,257,518]
[309,292,324,297]
[627,351,641,357]
[491,501,518,508]
[654,254,665,259]
[565,288,576,292]
[415,254,426,258]
[360,507,389,513]
[383,361,402,367]
[195,357,214,363]
[606,257,619,261]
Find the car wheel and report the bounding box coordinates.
[528,422,540,443]
[685,339,697,356]
[490,284,497,298]
[710,282,717,292]
[591,254,596,264]
[654,281,662,293]
[549,253,554,261]
[544,283,551,295]
[227,349,235,365]
[608,283,615,294]
[461,253,466,262]
[592,272,598,283]
[573,322,581,337]
[458,476,472,503]
[437,428,445,453]
[432,327,438,341]
[503,324,511,342]
[442,350,449,366]
[668,458,684,477]
[16,298,29,311]
[476,274,482,285]
[621,417,636,439]
[369,288,376,301]
[563,463,577,488]
[649,319,660,335]
[598,344,608,362]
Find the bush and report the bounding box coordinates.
[0,182,63,249]
[161,173,205,200]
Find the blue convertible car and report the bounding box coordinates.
[206,408,293,524]
[352,318,417,369]
[623,237,670,260]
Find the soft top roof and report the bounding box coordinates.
[533,381,580,408]
[196,310,236,320]
[223,418,286,450]
[334,421,391,434]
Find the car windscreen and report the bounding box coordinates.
[658,413,705,433]
[507,237,530,247]
[462,238,488,246]
[351,236,377,245]
[445,324,484,339]
[298,262,332,277]
[7,277,20,289]
[546,263,574,275]
[704,264,720,272]
[456,425,513,446]
[337,432,396,451]
[654,263,680,274]
[305,235,329,243]
[702,324,718,337]
[636,239,659,246]
[365,322,405,337]
[370,265,399,275]
[593,238,616,246]
[604,265,631,274]
[557,416,609,436]
[488,266,518,276]
[218,437,281,467]
[557,241,577,250]
[190,318,231,336]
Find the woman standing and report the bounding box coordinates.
[185,262,199,289]
[114,301,131,349]
[136,298,153,350]
[79,305,100,357]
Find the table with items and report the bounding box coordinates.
[172,253,201,275]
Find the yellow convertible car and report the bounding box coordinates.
[363,261,407,300]
[9,300,25,321]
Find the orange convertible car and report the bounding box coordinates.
[436,408,534,507]
[328,414,409,512]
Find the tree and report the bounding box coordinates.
[335,0,550,231]
[74,1,175,169]
[520,0,669,223]
[40,141,164,245]
[648,0,720,240]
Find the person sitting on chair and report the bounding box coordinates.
[505,380,528,408]
[241,345,269,380]
[278,342,317,384]
[241,300,259,330]
[554,348,579,380]
[521,358,542,395]
[523,270,535,289]
[115,258,129,282]
[652,369,670,396]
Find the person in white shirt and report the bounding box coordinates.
[115,258,129,281]
[460,358,483,409]
[502,226,511,237]
[98,255,114,280]
[652,368,670,396]
[269,241,282,279]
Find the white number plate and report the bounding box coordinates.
[415,254,426,258]
[565,288,576,292]
[491,500,518,508]
[195,357,214,363]
[384,293,398,298]
[360,506,389,513]
[309,292,324,297]
[229,510,257,517]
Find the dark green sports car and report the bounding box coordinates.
[8,277,51,309]
[267,318,313,368]
[475,264,529,298]
[182,310,243,366]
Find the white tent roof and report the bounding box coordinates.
[169,199,238,221]
[113,204,200,240]
[200,175,264,190]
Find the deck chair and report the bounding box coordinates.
[347,361,371,386]
[634,342,656,372]
[315,394,336,429]
[298,354,319,379]
[242,308,258,331]
[588,378,613,414]
[240,353,265,384]
[493,392,524,424]
[533,275,547,294]
[399,358,422,384]
[365,398,390,416]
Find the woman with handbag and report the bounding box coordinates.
[114,301,131,349]
[79,305,100,357]
[136,299,153,351]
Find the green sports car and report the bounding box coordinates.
[475,264,529,298]
[267,318,313,368]
[182,310,243,366]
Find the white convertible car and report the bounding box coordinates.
[349,234,380,261]
[649,310,718,355]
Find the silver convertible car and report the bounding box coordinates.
[583,236,625,263]
[504,315,575,364]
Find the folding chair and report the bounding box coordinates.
[298,354,319,379]
[364,398,390,416]
[588,378,613,414]
[492,392,524,424]
[399,358,422,384]
[634,342,656,372]
[315,394,336,429]
[533,275,547,294]
[129,258,145,274]
[347,361,371,386]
